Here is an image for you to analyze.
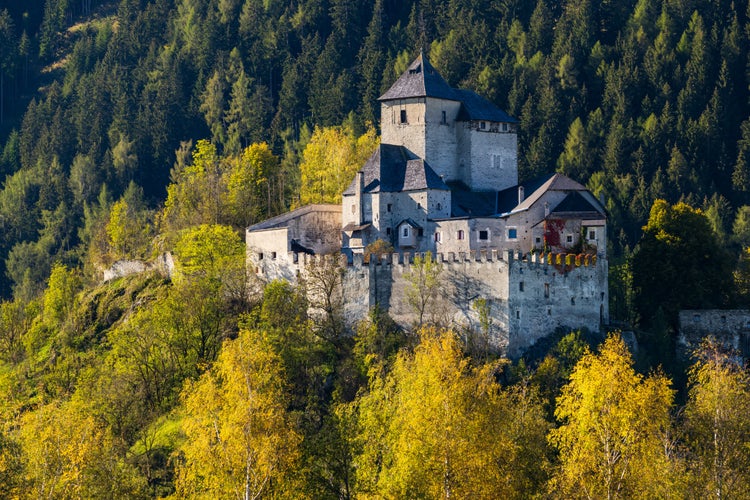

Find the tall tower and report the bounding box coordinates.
[378,52,519,192]
[379,52,461,183]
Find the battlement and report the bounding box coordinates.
[250,246,608,357]
[278,248,600,270]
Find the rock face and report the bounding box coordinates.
[103,253,174,282]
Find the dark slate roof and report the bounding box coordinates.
[454,89,518,123]
[343,144,449,195]
[495,175,555,214]
[551,191,605,217]
[397,218,422,229]
[378,52,457,101]
[448,181,499,217]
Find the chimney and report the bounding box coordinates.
[518,186,525,205]
[356,171,364,225]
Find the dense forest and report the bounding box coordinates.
[1,0,750,497]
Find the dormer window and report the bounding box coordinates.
[502,123,508,132]
[400,109,407,123]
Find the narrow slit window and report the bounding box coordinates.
[400,109,407,123]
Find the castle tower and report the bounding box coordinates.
[379,52,519,192]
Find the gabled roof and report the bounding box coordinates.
[247,204,340,231]
[500,173,591,216]
[551,191,605,217]
[343,144,449,196]
[454,89,518,123]
[378,52,457,102]
[397,218,422,229]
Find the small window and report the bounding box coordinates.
[548,308,552,316]
[480,121,486,130]
[516,310,520,319]
[402,226,409,238]
[721,315,727,323]
[417,202,422,210]
[519,282,524,292]
[566,234,573,244]
[387,203,392,212]
[588,229,596,240]
[417,228,424,237]
[258,253,264,260]
[535,237,541,244]
[434,232,441,243]
[441,110,447,124]
[508,228,517,240]
[400,109,407,123]
[436,202,442,211]
[693,314,701,322]
[351,204,356,214]
[502,123,508,132]
[271,252,277,260]
[457,230,465,240]
[544,283,550,298]
[479,230,489,241]
[571,297,575,306]
[386,227,392,235]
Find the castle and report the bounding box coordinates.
[246,53,609,356]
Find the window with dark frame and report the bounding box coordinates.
[479,230,489,240]
[441,110,446,124]
[400,109,407,123]
[508,228,517,239]
[402,226,409,238]
[387,203,392,212]
[457,230,465,240]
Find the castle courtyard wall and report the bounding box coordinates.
[270,250,607,357]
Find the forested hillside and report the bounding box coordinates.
[1,0,750,497]
[2,0,750,299]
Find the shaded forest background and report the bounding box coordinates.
[2,0,750,302]
[1,0,750,497]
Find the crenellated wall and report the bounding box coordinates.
[251,248,608,357]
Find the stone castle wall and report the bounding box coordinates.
[679,309,750,356]
[257,248,608,357]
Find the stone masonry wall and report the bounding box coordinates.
[269,249,608,357]
[679,309,750,356]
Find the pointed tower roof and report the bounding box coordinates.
[378,51,457,101]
